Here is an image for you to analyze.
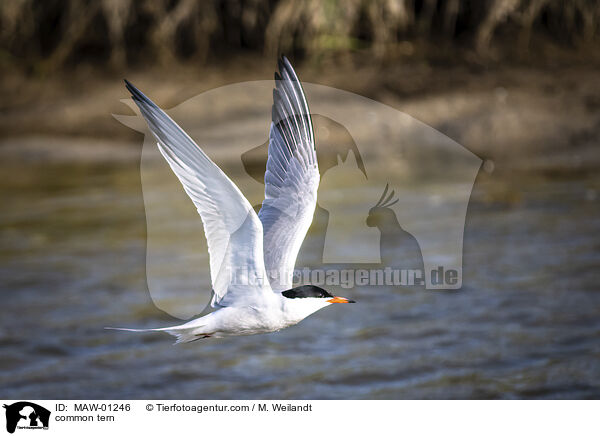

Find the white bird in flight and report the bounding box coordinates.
[111,57,354,343]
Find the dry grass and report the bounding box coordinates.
[1,0,598,73]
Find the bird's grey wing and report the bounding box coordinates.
[258,57,319,291]
[126,80,270,307]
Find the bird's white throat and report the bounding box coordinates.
[282,296,332,324]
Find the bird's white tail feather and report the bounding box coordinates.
[105,324,208,344]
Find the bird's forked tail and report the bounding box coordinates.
[105,322,210,344]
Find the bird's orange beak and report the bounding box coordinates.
[327,296,355,304]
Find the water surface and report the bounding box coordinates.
[0,148,599,399]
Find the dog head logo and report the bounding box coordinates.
[3,402,50,434]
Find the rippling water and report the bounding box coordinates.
[1,150,599,399]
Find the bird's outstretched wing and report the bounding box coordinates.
[126,80,270,307]
[258,57,319,291]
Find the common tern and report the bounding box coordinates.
[111,57,354,343]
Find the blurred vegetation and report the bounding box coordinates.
[0,0,598,73]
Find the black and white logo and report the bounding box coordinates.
[3,402,50,434]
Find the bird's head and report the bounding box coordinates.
[282,285,355,319]
[366,183,399,227]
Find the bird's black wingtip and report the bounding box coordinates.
[279,55,292,71]
[123,79,155,107]
[277,55,301,83]
[123,79,138,95]
[124,78,135,95]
